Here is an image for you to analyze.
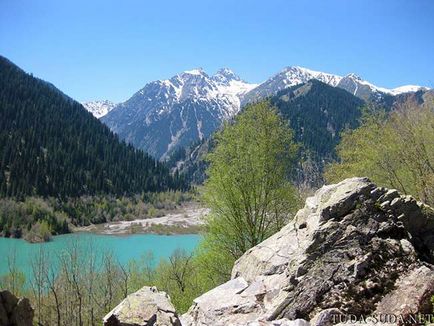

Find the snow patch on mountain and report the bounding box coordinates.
[288,66,342,86]
[388,85,430,95]
[82,100,116,118]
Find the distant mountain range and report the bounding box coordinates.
[243,66,429,103]
[94,66,429,159]
[169,80,365,187]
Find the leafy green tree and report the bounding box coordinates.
[200,101,300,280]
[325,103,434,206]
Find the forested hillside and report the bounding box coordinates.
[271,80,365,160]
[0,56,187,198]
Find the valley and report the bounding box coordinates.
[1,44,433,326]
[2,2,434,325]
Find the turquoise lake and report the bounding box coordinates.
[0,233,201,281]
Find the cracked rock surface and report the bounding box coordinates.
[105,178,434,326]
[103,286,181,326]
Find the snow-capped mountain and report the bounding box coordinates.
[388,85,430,95]
[242,66,342,105]
[338,74,429,100]
[82,100,116,118]
[100,65,429,160]
[102,68,256,159]
[243,66,429,104]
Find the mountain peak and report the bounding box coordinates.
[345,73,362,81]
[82,100,116,118]
[181,68,205,76]
[212,68,241,83]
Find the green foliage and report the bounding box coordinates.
[202,101,300,279]
[0,56,188,198]
[0,191,195,240]
[326,103,434,206]
[193,235,236,286]
[0,272,26,297]
[0,197,68,240]
[27,220,52,242]
[151,250,202,312]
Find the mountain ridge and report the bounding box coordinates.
[96,65,429,159]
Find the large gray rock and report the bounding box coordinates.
[183,177,434,325]
[181,277,262,326]
[0,290,34,326]
[103,286,181,326]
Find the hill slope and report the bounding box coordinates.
[0,56,187,198]
[271,80,365,160]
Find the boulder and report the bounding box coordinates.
[0,290,34,326]
[103,286,181,326]
[183,177,434,325]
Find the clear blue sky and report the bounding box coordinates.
[1,0,433,103]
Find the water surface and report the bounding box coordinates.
[0,232,201,281]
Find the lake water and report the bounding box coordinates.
[0,233,201,282]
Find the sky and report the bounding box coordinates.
[1,0,433,103]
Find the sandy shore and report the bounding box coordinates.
[74,205,210,235]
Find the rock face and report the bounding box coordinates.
[183,177,434,325]
[103,286,181,326]
[106,178,434,325]
[0,290,34,326]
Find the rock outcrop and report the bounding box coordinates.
[103,286,181,326]
[105,178,434,326]
[0,290,34,326]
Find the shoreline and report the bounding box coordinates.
[72,206,209,236]
[1,205,209,243]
